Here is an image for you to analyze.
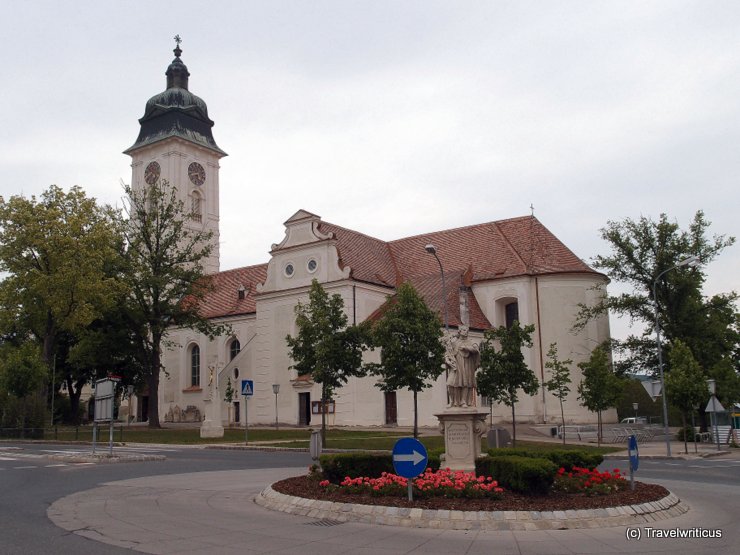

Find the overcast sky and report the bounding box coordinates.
[2,1,738,341]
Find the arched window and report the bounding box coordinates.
[505,301,519,329]
[229,339,241,361]
[191,192,202,222]
[190,345,200,387]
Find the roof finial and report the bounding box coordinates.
[530,203,535,217]
[173,34,182,58]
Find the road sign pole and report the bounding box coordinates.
[244,395,249,445]
[408,480,413,501]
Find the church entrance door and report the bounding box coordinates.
[385,392,397,425]
[299,392,311,426]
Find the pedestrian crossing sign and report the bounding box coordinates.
[241,379,254,397]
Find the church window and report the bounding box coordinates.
[284,263,294,277]
[505,301,519,329]
[190,344,201,387]
[307,258,318,273]
[234,368,239,380]
[230,339,241,361]
[191,192,202,222]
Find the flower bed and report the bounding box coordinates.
[552,466,627,496]
[319,468,504,499]
[273,464,669,512]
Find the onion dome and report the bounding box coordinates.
[125,37,226,157]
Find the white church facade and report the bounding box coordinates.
[126,43,613,429]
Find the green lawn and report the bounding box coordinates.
[36,426,621,454]
[39,426,408,445]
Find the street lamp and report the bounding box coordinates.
[632,402,638,421]
[424,244,448,331]
[707,379,720,451]
[272,384,280,431]
[653,255,700,457]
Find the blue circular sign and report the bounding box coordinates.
[628,434,639,471]
[392,437,428,479]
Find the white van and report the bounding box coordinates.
[621,417,647,424]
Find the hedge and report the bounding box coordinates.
[476,455,557,495]
[486,447,603,471]
[319,451,442,483]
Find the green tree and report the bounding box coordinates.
[577,345,622,446]
[542,343,573,445]
[477,321,539,446]
[665,340,708,454]
[575,211,737,379]
[224,377,235,424]
[0,342,47,434]
[0,185,123,414]
[121,180,227,428]
[366,282,444,439]
[286,279,369,444]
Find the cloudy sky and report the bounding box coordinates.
[2,1,738,340]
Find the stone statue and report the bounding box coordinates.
[445,326,480,408]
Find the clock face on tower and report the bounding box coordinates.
[144,161,160,185]
[188,162,206,186]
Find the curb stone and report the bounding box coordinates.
[254,485,689,531]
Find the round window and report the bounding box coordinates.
[284,263,294,277]
[307,258,318,273]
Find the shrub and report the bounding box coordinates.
[486,447,603,471]
[319,452,441,483]
[676,426,696,442]
[476,455,556,495]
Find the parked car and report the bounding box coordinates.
[620,417,648,424]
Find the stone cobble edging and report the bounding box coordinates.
[255,485,689,530]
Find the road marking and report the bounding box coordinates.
[0,457,17,461]
[13,466,38,469]
[45,464,68,467]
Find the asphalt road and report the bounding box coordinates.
[1,443,739,554]
[0,443,312,555]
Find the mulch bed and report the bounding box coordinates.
[272,475,670,512]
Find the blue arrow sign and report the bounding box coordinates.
[628,434,639,471]
[241,379,254,397]
[392,437,428,479]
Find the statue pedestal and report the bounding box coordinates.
[435,408,488,473]
[200,399,224,438]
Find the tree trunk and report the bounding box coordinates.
[147,343,162,428]
[511,404,517,447]
[413,390,418,439]
[682,413,688,455]
[560,399,566,446]
[597,411,602,447]
[66,376,83,425]
[321,387,327,447]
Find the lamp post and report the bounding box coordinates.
[653,255,700,457]
[632,402,638,421]
[707,379,720,452]
[424,244,448,331]
[272,384,280,431]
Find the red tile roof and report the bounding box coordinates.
[199,215,602,327]
[198,263,267,319]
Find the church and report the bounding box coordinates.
[125,42,612,430]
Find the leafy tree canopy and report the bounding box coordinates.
[121,180,228,428]
[575,211,737,377]
[366,281,444,438]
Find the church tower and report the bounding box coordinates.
[124,37,226,274]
